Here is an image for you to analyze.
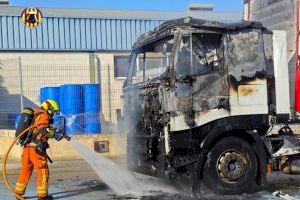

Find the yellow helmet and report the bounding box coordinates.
[41,99,59,115]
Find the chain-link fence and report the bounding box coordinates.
[0,54,126,133]
[0,58,22,129]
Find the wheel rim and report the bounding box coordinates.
[216,150,247,183]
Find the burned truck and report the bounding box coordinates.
[122,17,300,194]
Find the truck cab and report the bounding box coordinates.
[122,17,299,194]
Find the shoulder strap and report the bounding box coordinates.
[32,112,43,124]
[22,111,43,144]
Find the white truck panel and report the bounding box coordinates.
[273,30,291,116]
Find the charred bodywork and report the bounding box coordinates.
[123,17,281,194]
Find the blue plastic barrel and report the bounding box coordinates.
[15,115,21,129]
[83,84,101,134]
[59,85,66,114]
[40,88,45,103]
[63,84,83,134]
[40,87,60,105]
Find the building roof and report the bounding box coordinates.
[0,6,242,21]
[0,6,242,51]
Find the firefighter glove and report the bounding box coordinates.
[54,128,64,141]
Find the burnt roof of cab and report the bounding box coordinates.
[132,17,266,50]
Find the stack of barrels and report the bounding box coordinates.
[39,84,101,134]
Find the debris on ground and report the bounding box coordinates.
[272,191,298,200]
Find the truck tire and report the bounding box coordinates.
[202,136,258,194]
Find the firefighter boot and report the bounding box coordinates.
[37,195,53,200]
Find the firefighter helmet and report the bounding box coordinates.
[41,99,59,115]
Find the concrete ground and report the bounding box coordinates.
[1,159,300,200]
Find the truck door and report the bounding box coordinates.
[172,32,228,131]
[191,33,228,125]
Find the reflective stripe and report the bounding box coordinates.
[37,190,47,195]
[24,143,36,147]
[15,189,25,194]
[42,169,47,190]
[15,186,25,191]
[37,167,48,196]
[16,182,26,187]
[16,182,26,189]
[37,186,47,195]
[37,188,47,192]
[15,182,27,194]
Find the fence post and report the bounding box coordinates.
[89,53,96,83]
[18,56,24,111]
[96,56,102,119]
[96,56,101,85]
[107,64,112,132]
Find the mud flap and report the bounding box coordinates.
[192,150,208,197]
[248,131,268,187]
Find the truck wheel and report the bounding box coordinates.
[202,137,258,194]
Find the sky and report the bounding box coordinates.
[9,0,244,12]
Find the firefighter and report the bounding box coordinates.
[15,99,65,200]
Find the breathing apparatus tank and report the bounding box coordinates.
[15,107,34,145]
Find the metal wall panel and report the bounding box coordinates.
[0,15,163,51]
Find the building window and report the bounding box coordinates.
[137,55,170,81]
[114,55,130,78]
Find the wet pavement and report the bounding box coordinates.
[1,159,300,200]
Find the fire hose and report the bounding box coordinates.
[2,126,33,200]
